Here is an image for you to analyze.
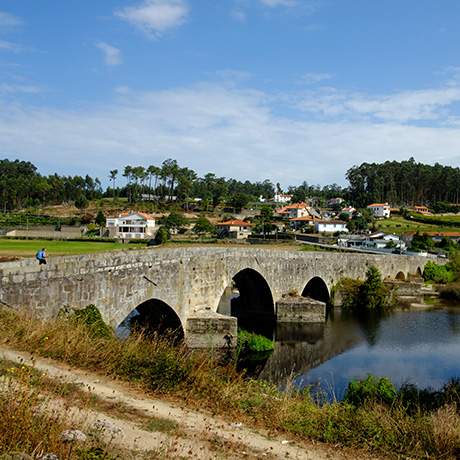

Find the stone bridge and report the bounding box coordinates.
[0,247,428,346]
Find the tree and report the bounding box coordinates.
[109,169,118,199]
[95,210,105,227]
[227,193,251,212]
[357,266,389,312]
[154,226,170,245]
[193,217,215,235]
[75,194,88,210]
[160,212,188,232]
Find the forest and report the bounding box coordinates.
[1,157,460,212]
[347,158,460,208]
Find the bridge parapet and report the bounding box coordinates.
[0,247,429,344]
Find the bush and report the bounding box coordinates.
[72,305,112,339]
[337,267,394,313]
[423,261,455,284]
[344,375,397,406]
[237,329,274,353]
[154,226,170,245]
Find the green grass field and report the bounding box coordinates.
[0,239,136,258]
[376,215,460,235]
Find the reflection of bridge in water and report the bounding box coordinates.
[258,312,365,386]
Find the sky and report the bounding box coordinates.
[2,0,460,186]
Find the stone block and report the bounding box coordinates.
[276,296,326,323]
[185,311,237,349]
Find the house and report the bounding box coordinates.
[314,220,349,234]
[276,202,310,219]
[288,216,315,230]
[216,219,253,239]
[338,233,406,252]
[274,193,292,204]
[367,203,391,218]
[411,205,430,214]
[106,211,156,240]
[327,197,345,207]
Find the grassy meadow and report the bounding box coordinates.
[376,215,460,235]
[0,238,134,258]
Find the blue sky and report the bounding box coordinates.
[2,0,460,186]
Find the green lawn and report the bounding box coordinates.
[376,215,460,235]
[0,239,137,258]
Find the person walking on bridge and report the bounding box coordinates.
[36,248,47,265]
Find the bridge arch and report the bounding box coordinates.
[395,271,406,281]
[302,276,330,304]
[117,298,184,340]
[217,267,275,336]
[416,266,423,278]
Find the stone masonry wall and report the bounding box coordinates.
[0,247,428,329]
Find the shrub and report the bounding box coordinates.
[72,305,113,339]
[336,267,394,313]
[423,261,455,284]
[154,226,170,245]
[344,375,397,406]
[237,330,274,353]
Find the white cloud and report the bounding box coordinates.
[96,42,122,66]
[2,83,460,185]
[0,11,22,31]
[0,40,20,51]
[231,8,247,23]
[259,0,297,7]
[298,86,460,122]
[0,83,42,94]
[115,0,189,37]
[301,72,332,85]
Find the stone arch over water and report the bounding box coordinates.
[395,271,406,281]
[302,276,330,303]
[217,267,275,337]
[117,298,184,340]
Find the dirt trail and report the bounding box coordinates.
[0,346,380,460]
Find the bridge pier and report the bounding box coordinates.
[185,312,237,349]
[276,297,326,323]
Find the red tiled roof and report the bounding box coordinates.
[367,203,389,207]
[216,220,253,227]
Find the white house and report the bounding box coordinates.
[106,212,156,240]
[274,193,292,204]
[314,220,349,233]
[367,203,391,218]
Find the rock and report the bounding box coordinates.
[60,429,87,443]
[93,418,123,435]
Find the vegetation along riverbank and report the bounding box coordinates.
[0,306,458,459]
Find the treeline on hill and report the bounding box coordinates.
[3,156,460,212]
[347,157,460,208]
[0,158,345,212]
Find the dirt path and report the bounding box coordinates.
[0,347,380,460]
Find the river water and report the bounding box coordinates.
[256,307,460,400]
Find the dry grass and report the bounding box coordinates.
[0,308,459,459]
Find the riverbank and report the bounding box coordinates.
[0,308,458,459]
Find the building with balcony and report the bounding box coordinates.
[106,212,156,240]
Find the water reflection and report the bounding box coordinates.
[256,307,460,400]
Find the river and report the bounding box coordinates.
[255,306,460,400]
